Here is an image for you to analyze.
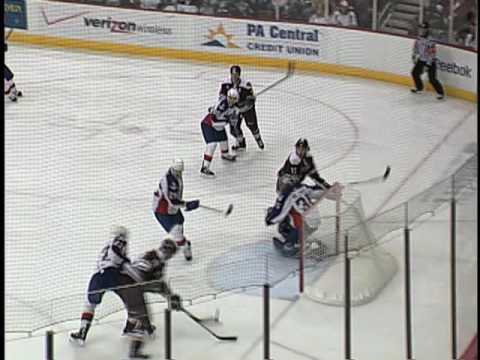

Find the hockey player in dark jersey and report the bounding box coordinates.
[277,138,331,192]
[219,65,264,151]
[4,42,23,102]
[200,88,239,177]
[119,238,181,359]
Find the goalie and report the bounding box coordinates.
[265,175,342,257]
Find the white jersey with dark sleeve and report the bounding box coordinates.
[218,78,255,113]
[204,97,239,131]
[152,171,184,215]
[96,236,130,272]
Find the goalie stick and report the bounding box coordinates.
[199,204,234,217]
[346,166,391,186]
[180,307,237,341]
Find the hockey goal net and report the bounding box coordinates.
[301,186,398,306]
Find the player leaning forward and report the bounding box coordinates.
[153,159,200,261]
[267,139,343,256]
[219,65,264,151]
[200,88,239,176]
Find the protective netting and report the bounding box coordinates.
[4,41,476,334]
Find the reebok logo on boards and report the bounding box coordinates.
[437,60,473,78]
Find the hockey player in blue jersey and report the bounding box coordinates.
[200,88,239,177]
[152,159,200,261]
[265,175,342,257]
[4,42,22,102]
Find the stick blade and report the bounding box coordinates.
[218,336,238,341]
[225,204,234,217]
[383,166,391,181]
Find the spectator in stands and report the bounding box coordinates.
[231,1,255,17]
[309,1,330,24]
[176,0,200,13]
[427,3,449,41]
[139,0,162,9]
[162,0,177,11]
[199,0,217,15]
[331,0,358,27]
[215,0,232,16]
[456,11,476,47]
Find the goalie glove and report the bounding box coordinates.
[325,182,344,201]
[169,294,182,311]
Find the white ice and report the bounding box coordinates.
[5,44,477,360]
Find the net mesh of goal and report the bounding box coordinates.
[303,187,398,306]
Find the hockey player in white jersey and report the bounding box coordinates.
[265,175,342,257]
[200,88,239,177]
[152,159,200,261]
[70,225,138,345]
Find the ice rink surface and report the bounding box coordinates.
[5,44,477,359]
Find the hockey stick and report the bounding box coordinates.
[181,307,238,341]
[199,204,234,217]
[5,28,14,41]
[256,61,295,97]
[346,166,391,186]
[184,308,220,324]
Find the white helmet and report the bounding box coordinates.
[170,159,184,175]
[227,88,239,105]
[111,225,128,239]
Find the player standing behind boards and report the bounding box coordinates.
[152,159,200,261]
[200,88,239,177]
[410,21,445,100]
[277,138,332,192]
[4,42,23,102]
[70,226,142,345]
[219,65,264,151]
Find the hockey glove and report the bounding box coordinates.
[169,294,182,311]
[185,200,200,211]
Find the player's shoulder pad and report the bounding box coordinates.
[288,151,302,165]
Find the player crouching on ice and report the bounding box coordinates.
[200,88,239,177]
[265,175,343,257]
[153,159,200,261]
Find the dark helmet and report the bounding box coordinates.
[230,65,241,76]
[160,237,178,260]
[295,138,310,152]
[418,21,430,37]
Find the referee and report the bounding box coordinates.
[410,22,445,100]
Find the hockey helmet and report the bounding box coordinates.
[418,21,429,37]
[170,159,184,176]
[111,225,129,241]
[230,65,241,83]
[295,138,310,156]
[227,88,240,106]
[160,237,178,260]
